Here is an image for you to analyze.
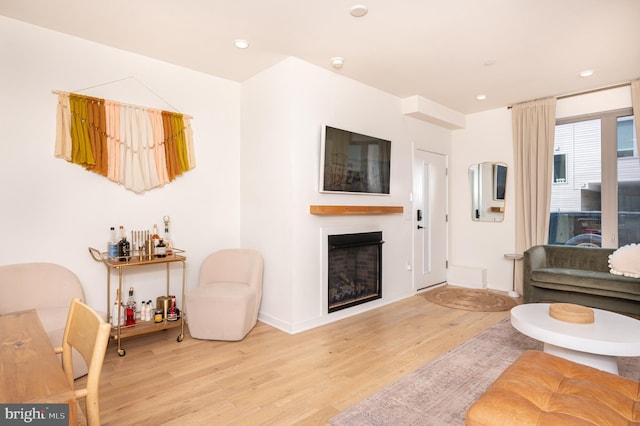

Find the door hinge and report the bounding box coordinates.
[445,214,448,222]
[445,260,449,268]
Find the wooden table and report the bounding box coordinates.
[0,309,77,423]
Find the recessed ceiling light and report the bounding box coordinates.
[579,69,594,78]
[476,94,487,101]
[234,39,249,49]
[350,5,368,17]
[331,57,344,69]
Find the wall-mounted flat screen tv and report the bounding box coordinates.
[320,125,391,195]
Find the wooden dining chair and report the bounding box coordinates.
[55,298,111,426]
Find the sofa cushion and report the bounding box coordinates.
[531,268,640,298]
[609,243,640,278]
[524,245,640,316]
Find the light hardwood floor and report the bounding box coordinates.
[85,294,512,425]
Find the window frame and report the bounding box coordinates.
[554,107,633,248]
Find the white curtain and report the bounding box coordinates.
[631,78,640,160]
[512,97,557,255]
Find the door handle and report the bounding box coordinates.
[417,225,424,229]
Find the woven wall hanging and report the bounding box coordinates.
[53,83,195,193]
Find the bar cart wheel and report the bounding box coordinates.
[177,334,184,342]
[118,348,126,357]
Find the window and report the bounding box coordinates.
[549,108,639,248]
[553,154,567,183]
[617,116,636,158]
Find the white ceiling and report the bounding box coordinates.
[1,0,639,114]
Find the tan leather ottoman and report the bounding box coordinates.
[466,350,640,425]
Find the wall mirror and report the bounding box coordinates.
[469,162,507,222]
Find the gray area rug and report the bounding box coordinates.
[329,318,640,426]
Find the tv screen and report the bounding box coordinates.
[320,125,391,195]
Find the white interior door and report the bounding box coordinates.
[413,149,447,290]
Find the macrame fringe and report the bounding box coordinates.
[54,92,195,193]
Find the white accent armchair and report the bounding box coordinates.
[185,249,264,341]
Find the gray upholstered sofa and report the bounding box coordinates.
[523,245,640,316]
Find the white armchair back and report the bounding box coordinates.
[0,262,84,314]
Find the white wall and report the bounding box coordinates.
[241,57,452,333]
[557,86,632,119]
[449,107,515,291]
[0,17,242,313]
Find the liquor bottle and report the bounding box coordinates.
[140,300,146,321]
[108,227,118,259]
[151,224,160,248]
[156,239,167,258]
[111,300,119,326]
[117,225,130,261]
[111,288,121,327]
[167,295,178,321]
[163,219,173,256]
[125,287,136,326]
[151,224,160,243]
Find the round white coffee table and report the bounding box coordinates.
[511,303,640,374]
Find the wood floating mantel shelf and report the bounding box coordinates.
[309,205,404,215]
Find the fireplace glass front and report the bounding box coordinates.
[327,231,383,313]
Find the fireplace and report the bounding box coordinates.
[327,231,383,313]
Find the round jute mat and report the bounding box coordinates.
[424,286,517,312]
